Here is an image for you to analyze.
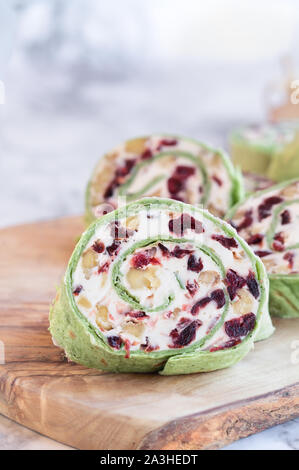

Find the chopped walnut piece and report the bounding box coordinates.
[96,304,108,322]
[144,266,161,289]
[125,137,147,154]
[127,266,161,290]
[207,203,223,217]
[95,304,113,330]
[82,249,98,269]
[127,268,146,289]
[78,296,92,309]
[125,216,139,230]
[198,270,220,286]
[91,165,114,198]
[280,184,299,198]
[131,265,160,290]
[122,321,145,339]
[233,250,245,260]
[263,258,277,271]
[105,151,118,162]
[100,272,108,287]
[232,289,254,316]
[173,308,181,318]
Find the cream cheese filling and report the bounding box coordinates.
[90,135,233,217]
[72,207,259,353]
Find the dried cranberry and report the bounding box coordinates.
[212,175,222,186]
[175,317,191,328]
[104,182,115,199]
[246,271,259,299]
[98,262,109,274]
[191,296,211,314]
[209,338,241,352]
[281,209,291,225]
[272,232,285,252]
[187,254,203,273]
[131,251,161,269]
[169,213,204,236]
[272,241,283,252]
[158,243,170,257]
[103,160,136,199]
[191,289,225,313]
[141,149,152,160]
[186,280,198,296]
[150,257,161,265]
[236,210,253,231]
[274,232,284,243]
[210,289,226,308]
[157,138,178,151]
[172,245,194,258]
[131,252,150,269]
[283,252,294,269]
[116,159,136,177]
[254,250,272,258]
[168,177,183,194]
[107,336,122,349]
[160,138,178,146]
[246,233,264,245]
[225,313,256,338]
[125,311,149,319]
[211,234,238,250]
[258,196,283,221]
[167,166,195,195]
[171,194,185,202]
[225,269,246,300]
[173,166,195,179]
[106,241,121,256]
[92,240,105,253]
[170,319,202,348]
[73,285,83,296]
[124,339,131,359]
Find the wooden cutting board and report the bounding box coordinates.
[0,216,298,450]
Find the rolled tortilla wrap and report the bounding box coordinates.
[267,132,299,182]
[229,123,296,177]
[85,135,243,225]
[50,198,273,375]
[227,179,299,318]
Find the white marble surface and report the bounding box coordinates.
[0,415,71,450]
[0,0,298,451]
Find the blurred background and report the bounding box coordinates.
[1,0,299,226]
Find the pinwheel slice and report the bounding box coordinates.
[50,198,273,375]
[227,179,299,318]
[85,135,243,225]
[267,133,299,182]
[229,123,297,177]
